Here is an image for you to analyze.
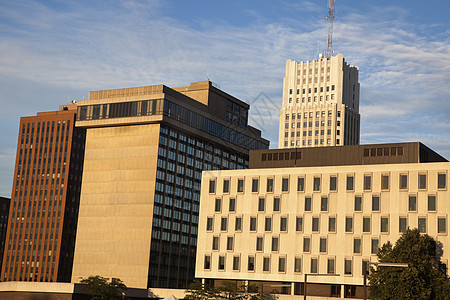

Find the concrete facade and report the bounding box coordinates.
[196,145,449,298]
[279,54,360,149]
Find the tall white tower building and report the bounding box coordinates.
[278,53,360,148]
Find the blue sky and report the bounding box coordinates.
[0,0,449,197]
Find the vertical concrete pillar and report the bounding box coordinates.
[341,284,345,298]
[291,282,295,295]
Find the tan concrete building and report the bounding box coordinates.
[71,81,269,289]
[196,143,449,298]
[279,53,360,148]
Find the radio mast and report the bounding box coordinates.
[326,0,336,58]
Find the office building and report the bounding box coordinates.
[0,197,10,276]
[279,53,360,148]
[196,142,449,298]
[71,81,269,289]
[1,105,86,282]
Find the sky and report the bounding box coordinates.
[0,0,449,197]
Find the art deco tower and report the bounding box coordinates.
[278,53,360,148]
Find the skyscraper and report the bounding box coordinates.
[1,104,85,282]
[0,196,10,276]
[279,53,360,148]
[71,81,269,289]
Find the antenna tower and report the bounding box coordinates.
[326,0,335,58]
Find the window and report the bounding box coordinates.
[408,195,417,211]
[363,217,371,233]
[296,217,303,231]
[419,174,427,189]
[372,196,380,211]
[235,217,242,231]
[320,237,327,252]
[313,177,321,191]
[297,177,305,192]
[273,197,281,212]
[303,237,311,252]
[381,175,389,190]
[258,197,265,212]
[212,236,219,250]
[215,198,221,212]
[248,256,255,271]
[256,237,264,251]
[267,178,274,192]
[252,179,259,193]
[364,175,372,190]
[229,198,236,212]
[311,258,318,273]
[223,180,230,193]
[280,217,288,231]
[345,217,353,232]
[204,255,211,269]
[400,174,408,189]
[272,237,279,251]
[329,217,336,232]
[321,197,328,211]
[354,196,362,212]
[227,236,234,250]
[294,257,302,273]
[428,195,436,211]
[312,217,319,232]
[282,178,289,192]
[344,259,352,275]
[381,217,389,233]
[278,257,286,273]
[438,217,447,234]
[233,256,240,271]
[237,179,244,192]
[399,217,407,233]
[371,239,379,254]
[438,173,446,189]
[250,217,257,231]
[305,197,312,211]
[265,217,272,231]
[254,257,266,274]
[206,217,213,231]
[354,238,361,254]
[330,176,337,191]
[221,217,228,231]
[327,258,335,274]
[418,217,426,233]
[209,180,216,193]
[347,175,354,190]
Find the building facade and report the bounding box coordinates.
[1,105,86,282]
[196,143,449,298]
[279,53,360,149]
[71,81,269,289]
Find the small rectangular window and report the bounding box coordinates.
[327,258,335,274]
[330,176,337,191]
[294,257,302,273]
[347,175,354,191]
[381,175,389,190]
[209,180,216,193]
[273,197,281,212]
[256,237,264,251]
[344,259,352,275]
[329,217,336,232]
[267,178,274,192]
[250,217,257,231]
[223,179,230,193]
[229,198,236,212]
[248,256,255,271]
[438,173,447,189]
[418,217,427,233]
[237,179,244,193]
[227,236,234,250]
[235,217,242,231]
[320,237,327,253]
[345,217,353,232]
[265,217,272,231]
[400,174,408,189]
[263,257,270,272]
[282,178,289,192]
[371,239,379,254]
[278,257,286,273]
[272,237,279,251]
[303,237,310,252]
[305,197,312,211]
[354,238,361,254]
[363,217,371,233]
[418,174,427,190]
[311,258,318,273]
[212,236,219,250]
[258,197,265,212]
[408,195,417,211]
[296,217,303,231]
[314,177,321,191]
[372,196,380,211]
[312,217,319,232]
[381,217,389,233]
[252,179,259,193]
[206,217,213,231]
[438,217,446,233]
[215,198,221,212]
[364,175,371,190]
[321,197,328,211]
[297,177,305,192]
[354,196,362,212]
[280,217,288,231]
[428,195,436,211]
[233,256,240,271]
[204,255,211,269]
[221,217,228,231]
[399,217,407,233]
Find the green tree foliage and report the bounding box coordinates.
[80,275,127,300]
[185,280,268,300]
[369,228,450,299]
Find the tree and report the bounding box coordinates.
[80,275,127,300]
[185,280,265,300]
[368,228,450,299]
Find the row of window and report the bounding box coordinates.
[209,172,448,194]
[284,139,335,147]
[285,120,339,129]
[286,110,339,120]
[206,215,447,236]
[289,86,335,95]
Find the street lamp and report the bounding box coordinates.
[304,273,340,300]
[363,261,409,300]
